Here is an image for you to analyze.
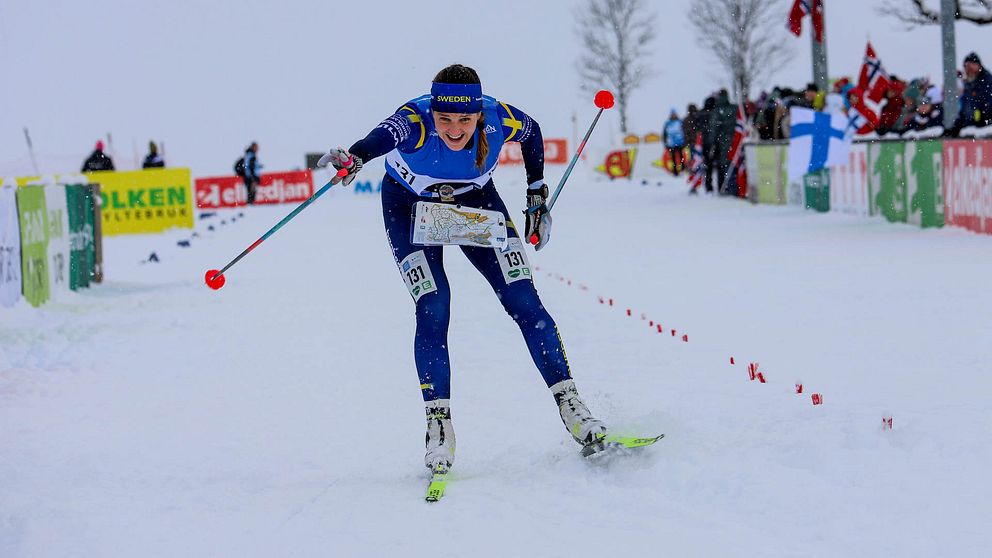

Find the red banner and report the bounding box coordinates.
[498,139,568,165]
[943,140,992,235]
[195,170,314,209]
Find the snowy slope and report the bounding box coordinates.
[2,166,990,557]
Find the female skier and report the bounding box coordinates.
[317,64,605,473]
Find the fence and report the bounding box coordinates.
[744,136,992,234]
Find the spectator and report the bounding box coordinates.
[700,95,717,193]
[682,103,702,151]
[947,51,992,136]
[81,140,115,172]
[877,77,907,135]
[773,87,796,138]
[142,141,165,169]
[708,89,737,195]
[663,109,686,176]
[792,83,819,110]
[911,96,944,132]
[237,141,263,205]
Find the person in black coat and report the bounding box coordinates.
[947,52,992,136]
[699,96,716,193]
[142,141,165,169]
[81,140,115,172]
[240,142,262,204]
[708,90,737,195]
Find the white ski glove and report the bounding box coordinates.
[523,182,552,251]
[317,147,363,186]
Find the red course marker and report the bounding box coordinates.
[594,90,615,109]
[205,269,226,290]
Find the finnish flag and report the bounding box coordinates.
[788,107,851,181]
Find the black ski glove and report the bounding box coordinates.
[524,182,552,251]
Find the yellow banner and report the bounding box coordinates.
[85,168,193,235]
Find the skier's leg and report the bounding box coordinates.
[458,186,606,445]
[381,177,456,470]
[381,176,454,402]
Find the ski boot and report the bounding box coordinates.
[424,399,455,473]
[551,379,607,451]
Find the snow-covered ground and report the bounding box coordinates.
[2,167,990,557]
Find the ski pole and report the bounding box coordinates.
[527,90,614,245]
[547,90,614,211]
[204,167,347,290]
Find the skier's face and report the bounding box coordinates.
[433,111,480,151]
[964,61,980,79]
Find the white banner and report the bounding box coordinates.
[1,183,22,307]
[45,184,71,297]
[829,142,869,216]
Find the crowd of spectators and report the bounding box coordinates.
[662,50,991,195]
[746,50,990,140]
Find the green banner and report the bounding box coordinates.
[66,184,95,290]
[868,142,908,223]
[803,168,830,213]
[755,145,786,205]
[907,139,944,228]
[16,185,50,307]
[868,140,944,228]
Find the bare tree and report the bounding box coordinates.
[688,0,792,102]
[575,0,656,134]
[878,0,992,26]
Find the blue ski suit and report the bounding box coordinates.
[348,94,571,401]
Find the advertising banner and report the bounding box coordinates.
[66,184,95,290]
[44,185,71,296]
[16,185,50,307]
[593,148,637,179]
[0,183,22,307]
[752,144,787,205]
[829,142,869,216]
[87,168,193,235]
[943,139,992,234]
[498,139,569,166]
[905,139,944,228]
[195,170,314,209]
[867,141,908,222]
[868,140,945,227]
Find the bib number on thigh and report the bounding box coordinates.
[399,250,437,302]
[496,238,532,284]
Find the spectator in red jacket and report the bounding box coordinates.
[877,78,907,135]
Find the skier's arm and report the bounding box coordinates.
[319,106,424,186]
[348,107,423,163]
[497,102,545,188]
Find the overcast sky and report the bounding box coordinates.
[1,0,989,177]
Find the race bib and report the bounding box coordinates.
[412,201,508,250]
[496,238,532,284]
[399,250,437,302]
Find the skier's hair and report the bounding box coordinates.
[434,64,488,171]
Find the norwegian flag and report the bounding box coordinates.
[687,133,705,192]
[844,87,880,136]
[787,0,824,42]
[722,105,749,195]
[858,42,892,103]
[727,105,747,163]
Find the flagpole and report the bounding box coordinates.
[940,0,958,128]
[810,1,828,91]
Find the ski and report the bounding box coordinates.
[425,469,449,502]
[581,433,665,458]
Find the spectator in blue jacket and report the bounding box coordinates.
[663,109,686,176]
